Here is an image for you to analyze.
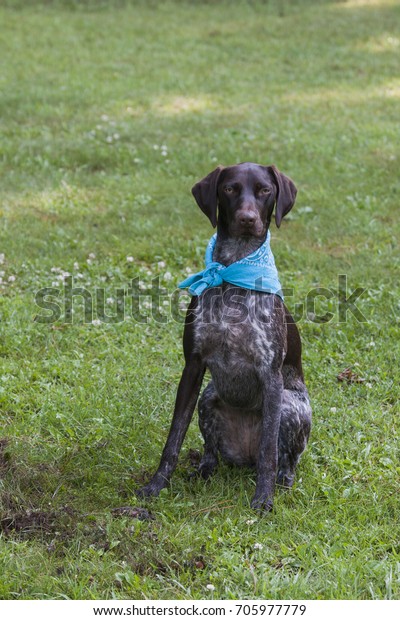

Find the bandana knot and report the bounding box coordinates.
[179,231,283,299]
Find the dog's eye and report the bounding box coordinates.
[224,186,234,194]
[259,187,271,195]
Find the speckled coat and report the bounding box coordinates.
[138,163,312,511]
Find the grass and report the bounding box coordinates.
[1,0,400,600]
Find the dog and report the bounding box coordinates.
[137,163,311,511]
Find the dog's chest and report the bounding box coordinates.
[193,285,283,368]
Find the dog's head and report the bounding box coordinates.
[192,162,297,237]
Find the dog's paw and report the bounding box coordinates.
[276,470,295,488]
[250,494,274,513]
[196,453,218,480]
[197,462,217,480]
[136,471,170,498]
[135,486,152,499]
[187,463,215,481]
[135,482,162,499]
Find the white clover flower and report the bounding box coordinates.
[113,133,120,140]
[126,256,134,263]
[330,407,337,413]
[76,273,84,279]
[106,136,113,143]
[153,144,159,150]
[246,519,256,525]
[206,584,215,591]
[0,278,3,284]
[92,319,102,326]
[157,260,166,269]
[101,114,109,122]
[0,253,5,264]
[73,262,79,270]
[106,297,115,305]
[51,267,61,273]
[88,253,96,259]
[0,271,4,277]
[86,259,92,265]
[163,271,172,281]
[253,543,263,550]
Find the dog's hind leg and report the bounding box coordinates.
[277,386,311,488]
[278,318,312,488]
[197,381,220,479]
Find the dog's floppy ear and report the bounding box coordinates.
[267,165,297,228]
[192,166,224,228]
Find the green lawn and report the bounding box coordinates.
[1,0,400,600]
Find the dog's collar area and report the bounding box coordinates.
[178,231,283,298]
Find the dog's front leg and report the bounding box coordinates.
[137,354,205,498]
[251,373,283,512]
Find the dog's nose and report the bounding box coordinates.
[239,212,256,226]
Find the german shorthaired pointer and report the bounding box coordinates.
[138,163,311,511]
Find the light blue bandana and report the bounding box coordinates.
[178,231,283,299]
